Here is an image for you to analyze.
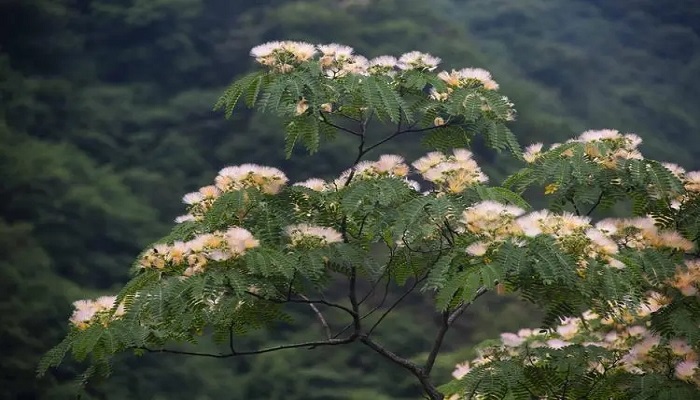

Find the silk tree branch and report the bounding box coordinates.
[360,335,444,400]
[299,294,332,339]
[135,336,355,359]
[423,287,488,375]
[319,111,362,137]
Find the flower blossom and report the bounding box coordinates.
[397,51,441,71]
[285,224,343,247]
[523,143,544,163]
[180,185,222,221]
[437,68,499,90]
[250,41,317,72]
[460,201,525,240]
[139,227,260,276]
[332,154,411,188]
[294,178,328,192]
[414,149,488,194]
[215,164,288,195]
[368,55,398,75]
[69,296,125,330]
[685,171,700,193]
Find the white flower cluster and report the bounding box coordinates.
[292,155,419,193]
[249,41,446,77]
[176,164,288,223]
[413,149,488,194]
[599,217,694,252]
[69,296,125,330]
[250,40,317,73]
[284,223,343,247]
[460,201,525,256]
[458,202,693,274]
[670,259,700,296]
[451,291,700,388]
[138,227,260,276]
[523,129,643,167]
[317,43,369,78]
[437,67,499,90]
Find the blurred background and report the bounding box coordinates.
[1,0,699,399]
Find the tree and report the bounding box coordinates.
[40,41,700,399]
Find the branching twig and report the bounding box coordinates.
[245,291,356,317]
[424,287,488,375]
[332,270,392,339]
[367,272,428,335]
[362,124,449,157]
[319,111,362,137]
[135,336,355,358]
[360,336,444,400]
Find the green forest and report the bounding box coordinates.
[2,1,699,399]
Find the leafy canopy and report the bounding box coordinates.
[41,40,700,399]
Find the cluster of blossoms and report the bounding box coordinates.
[596,217,694,252]
[176,164,288,223]
[138,227,260,277]
[657,163,700,209]
[293,154,419,192]
[284,223,343,248]
[459,201,525,256]
[293,151,491,195]
[69,296,125,330]
[459,201,694,275]
[437,68,499,91]
[250,41,442,76]
[450,292,700,391]
[413,149,488,194]
[670,260,700,296]
[523,129,643,167]
[250,40,317,73]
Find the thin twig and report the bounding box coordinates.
[587,191,605,216]
[245,291,356,317]
[367,273,428,335]
[319,111,362,137]
[332,271,392,339]
[361,124,448,157]
[299,294,332,339]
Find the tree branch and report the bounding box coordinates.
[349,266,361,332]
[367,272,428,335]
[361,124,449,157]
[135,336,355,359]
[299,294,332,339]
[424,287,488,375]
[319,111,362,137]
[245,291,356,317]
[360,336,444,400]
[587,191,605,216]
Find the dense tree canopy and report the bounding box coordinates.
[2,1,699,398]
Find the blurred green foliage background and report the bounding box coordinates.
[1,0,698,398]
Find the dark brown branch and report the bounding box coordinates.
[587,191,605,216]
[424,287,488,375]
[361,124,449,156]
[319,111,362,137]
[349,266,361,332]
[360,336,444,400]
[332,270,392,339]
[245,291,356,317]
[135,336,355,358]
[367,272,428,335]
